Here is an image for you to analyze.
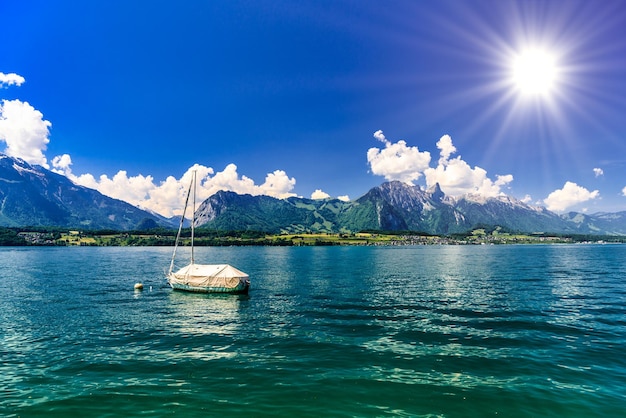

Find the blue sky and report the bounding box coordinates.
[1,0,626,216]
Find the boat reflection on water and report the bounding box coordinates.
[166,290,248,337]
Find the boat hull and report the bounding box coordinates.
[168,278,250,294]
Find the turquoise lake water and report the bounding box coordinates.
[1,244,626,417]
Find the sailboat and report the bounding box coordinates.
[166,171,250,294]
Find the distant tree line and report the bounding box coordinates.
[1,225,625,246]
[0,228,28,245]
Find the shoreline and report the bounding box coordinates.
[9,230,626,247]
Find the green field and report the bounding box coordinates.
[3,226,624,247]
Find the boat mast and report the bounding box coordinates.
[191,170,196,265]
[168,173,193,275]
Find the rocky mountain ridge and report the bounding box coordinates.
[195,180,626,235]
[0,154,170,230]
[2,153,625,234]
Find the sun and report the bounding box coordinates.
[511,49,558,97]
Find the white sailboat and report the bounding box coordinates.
[166,171,250,294]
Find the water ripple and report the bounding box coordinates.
[2,245,626,417]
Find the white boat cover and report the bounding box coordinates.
[169,263,249,289]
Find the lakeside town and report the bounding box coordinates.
[7,228,624,247]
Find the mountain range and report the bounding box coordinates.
[2,153,626,235]
[196,181,626,235]
[0,154,171,230]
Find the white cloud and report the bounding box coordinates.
[373,129,389,144]
[310,190,351,201]
[593,168,604,177]
[0,99,51,167]
[92,171,156,207]
[260,169,297,198]
[368,132,512,197]
[543,181,599,212]
[57,158,297,217]
[311,189,330,199]
[436,134,457,164]
[520,194,532,204]
[0,72,25,87]
[621,186,626,197]
[367,130,431,184]
[423,135,513,197]
[51,154,73,174]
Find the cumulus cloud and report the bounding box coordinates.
[367,130,431,184]
[368,131,513,197]
[311,189,330,200]
[423,135,513,197]
[0,72,25,87]
[434,137,512,197]
[543,181,600,212]
[259,169,297,198]
[51,154,73,174]
[0,99,51,167]
[435,134,457,164]
[310,190,350,201]
[593,168,604,177]
[621,186,626,197]
[56,158,297,217]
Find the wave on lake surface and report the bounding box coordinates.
[1,245,626,417]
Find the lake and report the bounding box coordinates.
[1,245,625,417]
